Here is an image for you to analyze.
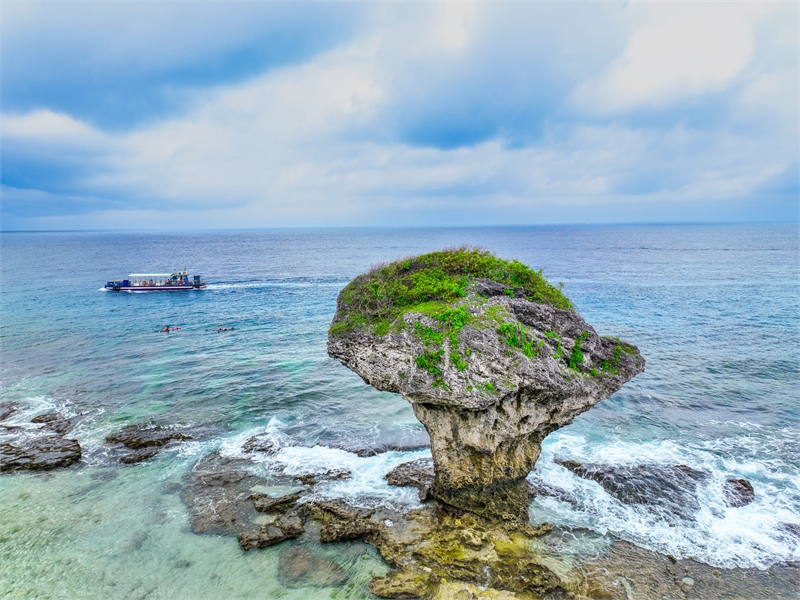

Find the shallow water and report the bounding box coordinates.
[1,224,798,596]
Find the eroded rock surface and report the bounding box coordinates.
[555,459,709,518]
[278,546,348,587]
[723,478,755,508]
[328,250,645,519]
[0,412,81,473]
[308,500,565,599]
[385,457,435,501]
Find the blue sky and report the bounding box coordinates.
[1,1,797,230]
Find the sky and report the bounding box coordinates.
[1,1,797,230]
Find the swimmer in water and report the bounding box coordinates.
[162,326,170,332]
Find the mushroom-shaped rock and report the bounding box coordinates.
[328,248,645,520]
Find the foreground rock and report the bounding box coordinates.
[309,500,566,599]
[238,513,304,550]
[0,412,81,473]
[555,459,709,518]
[723,478,755,507]
[279,546,348,587]
[106,422,220,464]
[385,457,435,501]
[328,248,645,519]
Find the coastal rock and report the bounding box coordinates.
[309,500,565,599]
[0,426,81,472]
[31,412,72,435]
[294,469,351,485]
[0,402,21,422]
[106,424,193,449]
[237,512,304,550]
[385,458,435,501]
[278,546,348,587]
[317,439,430,458]
[252,491,302,514]
[180,453,267,535]
[723,478,755,507]
[328,248,645,519]
[242,433,276,455]
[555,459,708,517]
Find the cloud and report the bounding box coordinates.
[570,6,757,115]
[1,2,797,230]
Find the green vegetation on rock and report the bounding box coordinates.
[330,247,572,336]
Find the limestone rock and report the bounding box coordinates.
[555,459,708,518]
[385,458,435,501]
[180,453,266,535]
[106,424,194,449]
[237,512,304,550]
[252,491,302,514]
[278,546,348,587]
[0,425,81,472]
[31,412,72,435]
[309,500,565,599]
[0,402,21,422]
[723,478,755,507]
[328,249,645,519]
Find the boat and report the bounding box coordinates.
[105,271,206,292]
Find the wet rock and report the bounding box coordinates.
[106,424,193,449]
[278,546,348,586]
[576,538,800,600]
[119,448,160,464]
[555,459,709,517]
[525,479,578,506]
[160,482,182,494]
[0,402,21,422]
[723,478,755,507]
[180,453,267,535]
[385,458,435,501]
[252,491,302,514]
[778,522,800,538]
[295,469,351,486]
[0,428,81,472]
[31,412,72,435]
[328,250,645,520]
[309,500,565,599]
[237,512,304,550]
[242,433,276,455]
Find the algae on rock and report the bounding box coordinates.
[328,248,645,520]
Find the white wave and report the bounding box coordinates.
[530,432,800,569]
[205,282,343,290]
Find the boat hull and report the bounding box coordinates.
[105,285,206,292]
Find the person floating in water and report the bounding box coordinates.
[161,326,181,332]
[215,327,235,332]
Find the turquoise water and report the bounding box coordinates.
[1,224,798,596]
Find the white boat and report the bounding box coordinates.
[105,271,206,291]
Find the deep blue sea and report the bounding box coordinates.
[1,224,798,598]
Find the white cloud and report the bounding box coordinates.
[570,6,757,114]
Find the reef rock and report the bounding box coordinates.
[385,458,435,501]
[328,248,645,519]
[723,478,755,508]
[278,546,348,587]
[0,424,81,472]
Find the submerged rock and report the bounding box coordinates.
[106,424,193,449]
[31,412,72,435]
[555,459,709,517]
[328,248,644,519]
[278,546,348,587]
[0,411,81,473]
[237,512,304,550]
[252,491,302,514]
[385,457,435,501]
[0,402,21,422]
[180,453,267,535]
[723,478,755,507]
[0,425,81,472]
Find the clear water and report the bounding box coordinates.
[1,224,798,597]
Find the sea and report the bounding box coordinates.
[0,224,798,598]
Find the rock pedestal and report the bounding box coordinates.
[329,270,645,520]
